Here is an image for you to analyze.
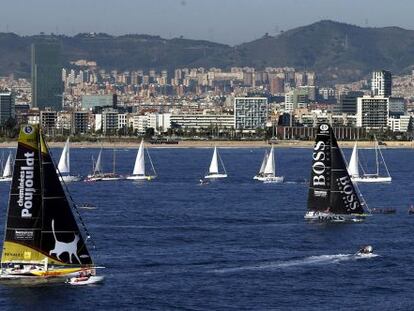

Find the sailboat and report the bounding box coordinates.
[204,146,227,179]
[305,123,368,222]
[0,125,103,284]
[85,148,123,181]
[85,149,104,182]
[101,149,123,181]
[0,152,13,182]
[127,139,157,180]
[57,138,81,183]
[253,146,284,183]
[253,150,268,180]
[347,140,392,183]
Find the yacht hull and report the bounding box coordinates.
[204,174,228,179]
[0,177,12,182]
[304,211,366,223]
[59,175,81,183]
[126,175,156,181]
[351,176,392,183]
[258,176,284,183]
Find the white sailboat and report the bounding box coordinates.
[348,140,391,183]
[85,149,104,181]
[57,138,81,183]
[0,152,12,182]
[204,146,227,179]
[253,150,268,180]
[127,139,157,180]
[255,146,284,183]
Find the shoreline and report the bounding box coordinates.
[0,140,412,149]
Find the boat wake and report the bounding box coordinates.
[212,253,378,273]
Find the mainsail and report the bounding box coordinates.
[2,152,12,177]
[133,140,145,176]
[263,146,275,176]
[1,125,93,267]
[209,147,219,174]
[57,138,70,174]
[307,123,364,215]
[348,143,359,177]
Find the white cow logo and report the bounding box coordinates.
[49,219,81,264]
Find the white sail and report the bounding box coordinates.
[133,140,145,176]
[2,152,12,177]
[258,151,268,174]
[57,138,70,174]
[263,146,275,176]
[348,143,359,177]
[94,149,103,174]
[209,147,219,174]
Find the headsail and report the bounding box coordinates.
[209,147,219,174]
[1,125,93,267]
[258,150,268,175]
[94,149,103,174]
[57,138,70,174]
[263,146,275,176]
[307,123,364,215]
[133,140,145,176]
[348,143,359,177]
[2,152,12,177]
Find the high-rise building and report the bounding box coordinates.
[371,70,392,97]
[31,42,64,110]
[0,92,15,125]
[356,96,389,129]
[234,97,268,132]
[338,91,364,114]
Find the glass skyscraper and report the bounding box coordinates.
[31,42,64,110]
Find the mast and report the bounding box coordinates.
[112,148,116,174]
[374,138,379,176]
[307,123,364,214]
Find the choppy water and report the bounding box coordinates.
[0,146,413,310]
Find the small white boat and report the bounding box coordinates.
[254,146,284,183]
[0,152,13,182]
[66,275,104,286]
[204,146,227,179]
[126,140,157,181]
[57,138,81,182]
[348,140,391,183]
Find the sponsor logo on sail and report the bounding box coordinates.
[17,152,36,218]
[312,140,327,187]
[337,176,360,211]
[23,125,33,135]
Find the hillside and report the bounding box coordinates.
[2,20,414,83]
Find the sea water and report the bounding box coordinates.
[0,147,412,310]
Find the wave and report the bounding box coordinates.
[212,253,379,273]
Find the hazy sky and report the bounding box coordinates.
[1,0,413,45]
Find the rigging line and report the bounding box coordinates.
[47,140,97,251]
[146,146,156,176]
[218,150,227,174]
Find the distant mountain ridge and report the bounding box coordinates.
[2,20,414,83]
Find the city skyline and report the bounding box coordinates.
[1,0,414,45]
